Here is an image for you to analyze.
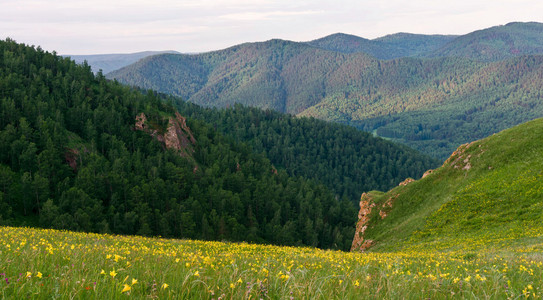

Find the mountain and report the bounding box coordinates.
[352,117,543,252]
[0,38,361,250]
[307,32,456,59]
[0,38,441,251]
[107,23,543,159]
[423,22,543,61]
[63,50,180,74]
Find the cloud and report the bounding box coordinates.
[2,0,543,53]
[218,10,323,21]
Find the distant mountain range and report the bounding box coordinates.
[106,22,543,159]
[63,50,180,74]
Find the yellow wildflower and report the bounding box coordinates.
[121,284,131,293]
[132,278,138,285]
[36,272,43,278]
[110,270,117,278]
[354,279,360,287]
[26,272,32,278]
[100,269,106,275]
[194,271,199,277]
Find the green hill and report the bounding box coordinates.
[108,27,543,159]
[352,117,543,252]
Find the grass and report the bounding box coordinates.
[0,226,542,299]
[362,117,543,252]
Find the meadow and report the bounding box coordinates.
[1,226,542,299]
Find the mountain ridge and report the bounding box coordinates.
[108,22,543,159]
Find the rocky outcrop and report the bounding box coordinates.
[135,112,196,158]
[351,193,376,252]
[399,178,415,186]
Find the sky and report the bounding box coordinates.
[2,0,543,55]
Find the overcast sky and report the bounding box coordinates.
[2,0,543,55]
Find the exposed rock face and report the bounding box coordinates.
[351,193,376,252]
[443,141,474,169]
[399,178,415,186]
[135,112,196,158]
[64,149,80,171]
[422,169,434,178]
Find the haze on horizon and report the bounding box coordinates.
[2,0,543,55]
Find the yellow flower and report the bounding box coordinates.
[36,272,43,279]
[161,283,169,289]
[453,277,460,283]
[237,278,242,284]
[110,270,117,278]
[175,258,180,263]
[464,275,471,282]
[194,271,199,277]
[100,269,106,275]
[354,279,360,287]
[132,278,138,285]
[230,283,235,289]
[121,284,131,293]
[26,272,32,278]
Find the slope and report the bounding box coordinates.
[0,38,361,250]
[173,102,439,202]
[352,117,543,252]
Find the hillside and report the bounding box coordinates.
[0,38,363,250]
[173,102,439,201]
[423,22,543,61]
[307,32,456,59]
[352,117,543,252]
[108,23,543,159]
[64,50,180,74]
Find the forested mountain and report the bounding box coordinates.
[307,32,456,59]
[423,22,543,61]
[172,102,438,201]
[107,22,543,159]
[64,50,180,74]
[352,117,543,252]
[0,38,362,250]
[0,39,440,251]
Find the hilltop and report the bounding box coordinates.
[352,117,543,252]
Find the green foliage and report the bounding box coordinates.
[0,38,359,250]
[174,102,438,201]
[362,117,543,251]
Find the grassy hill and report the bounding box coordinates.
[354,117,543,252]
[108,26,543,159]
